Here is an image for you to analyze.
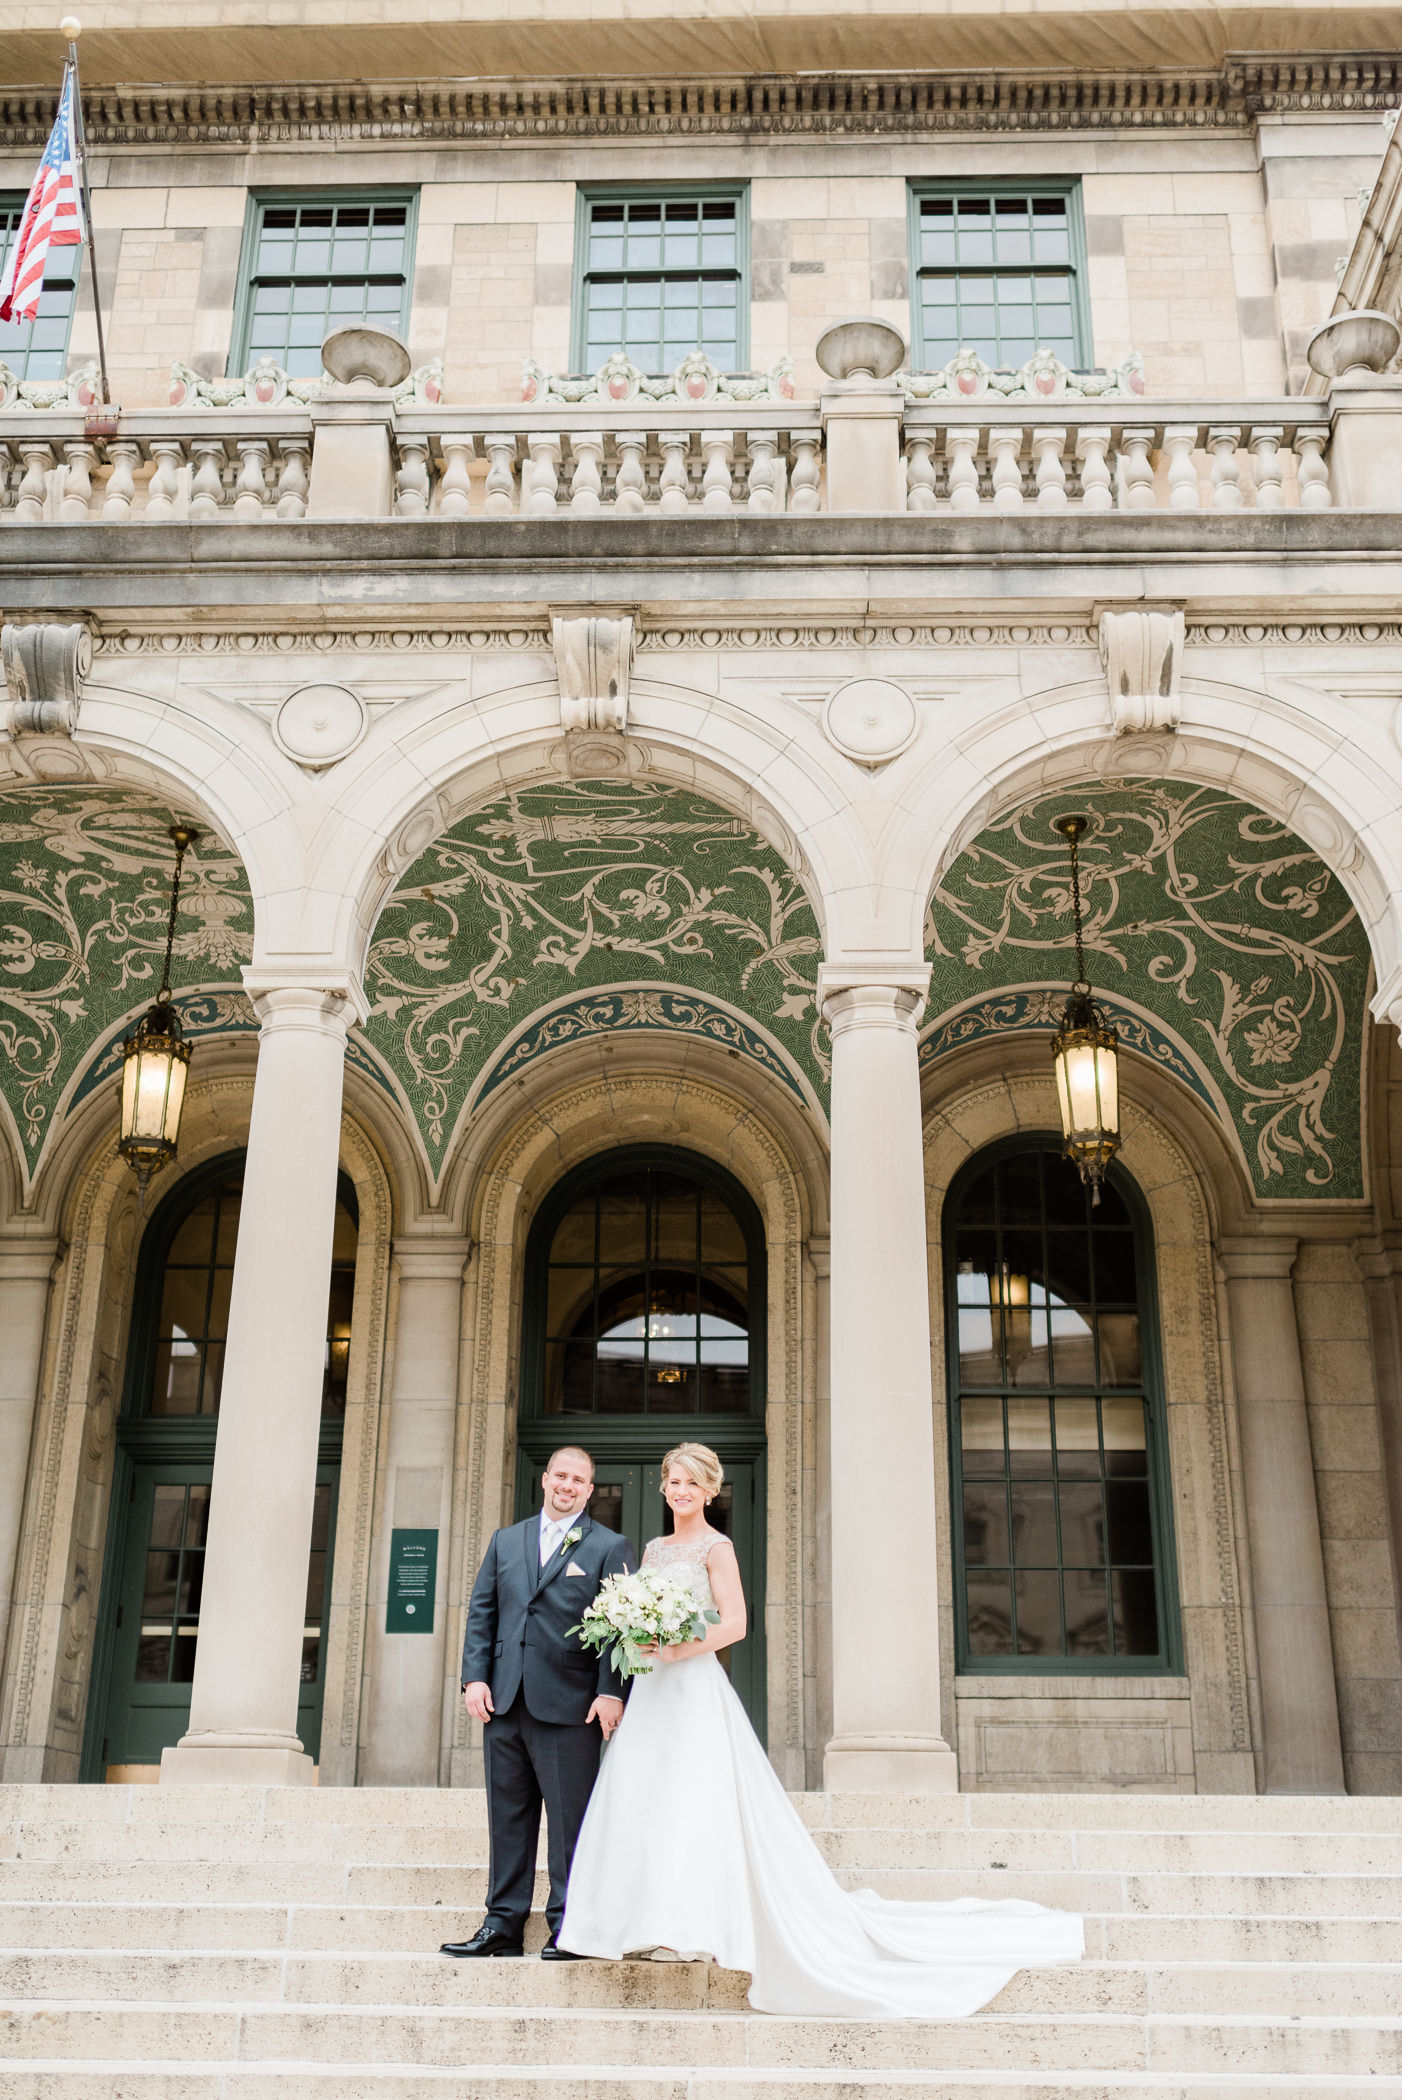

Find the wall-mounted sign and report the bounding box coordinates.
[386,1527,437,1634]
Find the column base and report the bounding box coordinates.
[160,1736,315,1787]
[823,1734,959,1793]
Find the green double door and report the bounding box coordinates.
[514,1447,766,1738]
[93,1452,339,1776]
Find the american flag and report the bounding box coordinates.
[0,65,85,326]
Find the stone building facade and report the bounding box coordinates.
[2,1,1402,1804]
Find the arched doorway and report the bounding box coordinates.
[84,1150,358,1780]
[942,1138,1182,1672]
[517,1144,767,1733]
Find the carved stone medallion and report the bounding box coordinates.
[272,682,368,767]
[821,676,919,765]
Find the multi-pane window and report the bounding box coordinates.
[236,194,414,374]
[134,1482,210,1684]
[0,197,79,379]
[147,1174,357,1417]
[578,192,744,372]
[947,1146,1174,1668]
[542,1163,751,1416]
[913,187,1084,370]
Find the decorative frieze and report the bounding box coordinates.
[168,356,444,411]
[524,350,796,406]
[904,348,1145,402]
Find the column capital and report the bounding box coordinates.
[242,972,370,1034]
[1217,1234,1300,1283]
[0,1238,60,1286]
[817,963,930,1034]
[393,1236,474,1283]
[806,1233,831,1279]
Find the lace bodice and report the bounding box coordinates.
[642,1531,721,1612]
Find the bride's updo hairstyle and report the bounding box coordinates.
[661,1441,725,1503]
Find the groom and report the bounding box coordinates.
[441,1445,634,1961]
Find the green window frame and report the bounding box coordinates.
[907,180,1090,372]
[943,1137,1181,1676]
[229,188,418,377]
[572,184,749,374]
[0,194,79,380]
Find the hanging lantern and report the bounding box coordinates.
[119,824,198,1192]
[1050,814,1121,1202]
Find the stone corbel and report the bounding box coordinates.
[1,621,93,736]
[1098,608,1184,735]
[552,612,635,734]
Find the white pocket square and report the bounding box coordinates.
[564,1561,587,1576]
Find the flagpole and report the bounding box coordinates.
[58,18,111,409]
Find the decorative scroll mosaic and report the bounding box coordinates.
[477,987,809,1107]
[363,781,825,1170]
[921,986,1220,1119]
[926,782,1370,1200]
[0,788,253,1168]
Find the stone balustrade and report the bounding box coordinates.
[0,394,1352,523]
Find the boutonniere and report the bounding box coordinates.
[560,1525,584,1557]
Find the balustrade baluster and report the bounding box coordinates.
[657,431,692,514]
[745,430,780,514]
[1119,427,1157,510]
[1030,428,1068,512]
[567,433,604,513]
[275,439,310,520]
[15,443,53,525]
[1075,427,1114,511]
[143,439,185,520]
[437,434,475,518]
[189,439,227,522]
[232,439,272,521]
[905,434,937,512]
[526,434,562,514]
[614,432,648,513]
[393,436,431,518]
[483,437,518,515]
[1248,425,1284,511]
[1164,425,1202,510]
[59,440,95,523]
[700,430,734,512]
[1295,429,1332,511]
[989,427,1025,512]
[102,439,140,521]
[1208,426,1244,511]
[945,428,981,513]
[788,433,821,514]
[0,443,14,513]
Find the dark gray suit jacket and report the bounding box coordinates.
[461,1511,635,1725]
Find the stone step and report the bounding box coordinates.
[1,2002,1400,2075]
[2,1857,1399,1917]
[8,2069,1402,2100]
[7,1901,1400,1965]
[1,1949,1399,2019]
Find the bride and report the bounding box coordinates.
[558,1441,1084,2017]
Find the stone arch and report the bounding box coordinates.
[0,1052,393,1785]
[921,1058,1257,1795]
[310,672,877,978]
[352,767,834,1194]
[885,677,1402,986]
[921,770,1375,1208]
[447,1060,824,1787]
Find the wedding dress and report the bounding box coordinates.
[558,1533,1084,2017]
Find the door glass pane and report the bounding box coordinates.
[950,1148,1170,1665]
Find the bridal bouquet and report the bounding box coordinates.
[567,1567,719,1679]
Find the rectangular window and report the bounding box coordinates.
[0,196,79,381]
[575,187,747,373]
[909,183,1088,372]
[231,190,416,376]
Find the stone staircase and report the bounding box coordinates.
[0,1784,1400,2097]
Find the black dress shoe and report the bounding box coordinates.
[440,1923,525,1958]
[540,1933,583,1960]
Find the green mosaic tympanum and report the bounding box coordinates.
[926,782,1371,1200]
[362,780,826,1169]
[0,788,252,1165]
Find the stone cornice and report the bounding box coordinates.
[0,59,1398,149]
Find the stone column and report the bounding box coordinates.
[1353,1235,1402,1634]
[808,1235,834,1781]
[1219,1237,1345,1794]
[818,968,958,1791]
[162,981,364,1786]
[359,1238,472,1787]
[0,1240,59,1658]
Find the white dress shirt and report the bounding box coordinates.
[539,1512,571,1566]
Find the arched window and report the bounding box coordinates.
[944,1141,1180,1671]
